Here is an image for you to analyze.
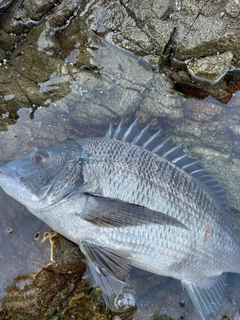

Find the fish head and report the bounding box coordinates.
[0,141,87,211]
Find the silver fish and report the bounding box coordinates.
[0,119,239,319]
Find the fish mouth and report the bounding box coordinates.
[0,165,22,180]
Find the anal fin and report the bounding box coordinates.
[80,241,131,309]
[182,274,226,320]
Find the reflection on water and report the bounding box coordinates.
[0,29,240,320]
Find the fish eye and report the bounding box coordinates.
[32,151,48,164]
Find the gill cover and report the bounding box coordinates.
[0,141,87,206]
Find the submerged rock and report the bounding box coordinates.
[0,233,105,320]
[184,99,222,121]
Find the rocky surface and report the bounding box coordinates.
[186,52,233,84]
[0,0,240,319]
[0,0,239,108]
[0,231,111,320]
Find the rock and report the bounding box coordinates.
[171,1,240,66]
[228,124,240,136]
[187,52,233,84]
[140,93,183,120]
[120,0,175,55]
[227,90,240,107]
[85,0,175,59]
[225,0,240,18]
[0,0,14,12]
[184,99,222,121]
[0,233,106,320]
[121,0,172,21]
[0,36,181,159]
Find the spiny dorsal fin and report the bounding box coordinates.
[106,119,228,211]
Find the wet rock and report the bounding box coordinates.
[0,0,181,135]
[0,47,70,122]
[1,0,72,35]
[225,0,240,18]
[169,69,234,104]
[0,48,6,60]
[0,34,181,159]
[0,0,14,11]
[166,1,240,98]
[139,75,184,120]
[0,29,17,52]
[187,52,233,84]
[0,231,138,319]
[121,0,172,21]
[57,17,96,68]
[85,0,175,60]
[20,0,57,21]
[0,236,96,319]
[0,0,240,104]
[0,234,107,320]
[119,0,175,57]
[27,0,79,55]
[171,1,240,65]
[184,99,222,121]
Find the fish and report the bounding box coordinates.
[0,119,239,319]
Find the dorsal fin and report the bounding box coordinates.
[106,120,228,211]
[132,124,151,146]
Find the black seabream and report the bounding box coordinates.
[0,119,239,319]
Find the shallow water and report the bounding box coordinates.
[1,3,240,319]
[0,189,51,303]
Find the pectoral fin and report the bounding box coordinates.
[80,241,131,308]
[81,195,188,229]
[182,274,226,319]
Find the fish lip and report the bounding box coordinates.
[0,165,22,180]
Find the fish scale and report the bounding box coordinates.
[81,138,219,225]
[0,120,240,319]
[78,136,240,301]
[80,137,239,260]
